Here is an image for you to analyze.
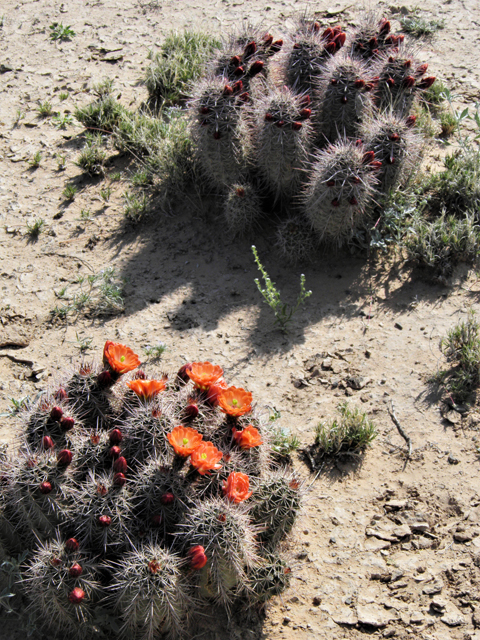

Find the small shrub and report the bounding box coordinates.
[49,23,75,41]
[123,192,148,221]
[100,187,112,202]
[52,113,73,129]
[437,311,480,402]
[75,97,126,133]
[145,31,220,107]
[58,92,69,102]
[399,10,445,37]
[314,402,377,456]
[143,343,167,360]
[422,150,480,215]
[76,134,106,176]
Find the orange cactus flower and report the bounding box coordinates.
[127,378,166,399]
[218,386,253,417]
[190,442,223,475]
[222,472,252,503]
[103,341,141,375]
[167,426,203,457]
[232,424,263,449]
[188,545,207,570]
[205,379,228,406]
[187,362,224,390]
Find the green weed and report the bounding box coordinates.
[26,218,44,239]
[123,191,148,221]
[37,100,53,118]
[49,23,76,41]
[56,154,67,171]
[76,133,106,176]
[399,10,445,37]
[28,151,42,169]
[62,184,77,201]
[52,113,73,129]
[314,402,377,457]
[143,342,168,360]
[75,96,126,133]
[58,92,69,101]
[100,186,112,202]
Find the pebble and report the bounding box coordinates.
[448,453,460,465]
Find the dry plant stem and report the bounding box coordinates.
[388,401,412,470]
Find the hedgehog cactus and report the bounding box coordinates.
[284,20,346,93]
[275,215,319,264]
[315,55,375,144]
[1,342,301,639]
[222,182,263,235]
[189,76,251,188]
[350,13,404,62]
[303,139,379,245]
[255,86,313,203]
[361,111,421,195]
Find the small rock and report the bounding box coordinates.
[370,572,392,582]
[357,604,394,628]
[394,322,403,330]
[444,410,462,425]
[472,609,480,628]
[410,522,430,533]
[312,596,321,606]
[348,376,370,390]
[454,531,473,543]
[423,579,444,595]
[383,628,396,638]
[431,597,447,613]
[366,528,395,542]
[332,607,358,626]
[385,500,408,511]
[410,612,424,624]
[448,453,460,465]
[391,570,404,582]
[322,358,333,370]
[283,617,291,625]
[393,524,412,538]
[441,603,466,627]
[413,536,433,550]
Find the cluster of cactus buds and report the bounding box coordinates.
[185,12,435,252]
[1,342,301,639]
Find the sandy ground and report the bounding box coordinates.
[1,0,480,638]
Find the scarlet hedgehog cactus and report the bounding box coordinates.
[2,342,302,639]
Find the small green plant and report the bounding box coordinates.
[26,218,45,239]
[75,96,126,133]
[76,134,106,176]
[58,92,69,102]
[270,426,300,458]
[131,169,152,187]
[100,186,112,202]
[56,154,67,171]
[314,402,377,457]
[440,111,457,137]
[49,23,76,41]
[62,184,77,201]
[93,78,115,99]
[28,151,42,169]
[123,191,147,221]
[79,208,92,221]
[14,109,25,125]
[53,113,73,129]
[0,553,28,614]
[75,332,94,353]
[109,172,122,182]
[143,343,167,360]
[436,311,480,403]
[399,10,445,37]
[2,396,29,417]
[37,100,53,118]
[252,245,312,332]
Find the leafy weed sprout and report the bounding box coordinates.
[145,31,221,107]
[435,311,480,403]
[58,92,69,102]
[75,96,126,133]
[62,184,77,201]
[56,154,66,171]
[252,245,312,332]
[143,342,168,360]
[52,113,73,129]
[399,10,445,37]
[100,187,112,202]
[49,23,76,41]
[123,192,147,221]
[28,151,42,169]
[314,402,377,457]
[37,100,53,118]
[51,267,124,321]
[26,218,45,239]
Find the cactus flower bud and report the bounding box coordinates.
[230,55,241,66]
[184,400,199,420]
[98,515,112,527]
[275,120,285,128]
[264,113,273,121]
[244,41,256,58]
[232,80,243,93]
[386,156,395,165]
[263,33,273,46]
[109,446,121,459]
[238,91,250,102]
[57,449,73,466]
[300,95,311,106]
[405,115,416,127]
[270,39,283,53]
[403,59,412,68]
[109,429,123,445]
[160,493,175,505]
[362,151,375,164]
[325,42,336,54]
[50,406,63,421]
[389,133,400,142]
[188,545,207,570]
[379,19,391,35]
[299,108,311,119]
[97,370,113,388]
[354,79,365,89]
[322,27,334,41]
[417,76,436,89]
[68,588,85,604]
[69,563,83,578]
[65,538,79,552]
[213,131,221,140]
[236,187,245,198]
[113,472,126,487]
[333,32,346,47]
[326,180,335,187]
[233,66,244,77]
[349,197,358,206]
[223,84,233,96]
[248,60,264,77]
[177,363,192,384]
[200,106,210,114]
[368,36,378,48]
[60,416,75,431]
[151,514,162,526]
[292,122,302,130]
[370,160,383,169]
[402,75,415,88]
[40,481,52,494]
[54,387,68,401]
[113,456,127,474]
[387,77,395,87]
[42,436,55,450]
[415,63,428,76]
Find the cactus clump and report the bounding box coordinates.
[222,182,263,235]
[350,14,404,62]
[1,342,301,638]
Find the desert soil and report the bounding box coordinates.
[1,0,480,638]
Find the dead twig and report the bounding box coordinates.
[388,401,412,470]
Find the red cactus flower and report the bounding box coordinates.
[188,545,208,570]
[60,416,75,431]
[109,429,123,445]
[98,515,112,527]
[103,341,140,375]
[39,481,52,494]
[232,424,263,449]
[68,587,85,604]
[223,472,252,504]
[127,378,167,399]
[168,425,203,457]
[113,456,127,474]
[205,379,228,406]
[69,563,83,578]
[42,436,54,450]
[57,449,73,466]
[187,362,223,390]
[190,442,223,475]
[113,472,126,487]
[217,386,253,417]
[65,538,79,552]
[50,406,63,421]
[322,27,334,41]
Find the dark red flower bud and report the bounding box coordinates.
[351,176,361,184]
[397,34,405,43]
[68,587,85,604]
[264,112,273,121]
[213,131,221,140]
[184,401,199,420]
[42,436,54,450]
[223,84,233,96]
[292,121,302,130]
[188,545,207,570]
[57,449,73,466]
[160,493,175,505]
[300,94,311,106]
[40,481,52,494]
[415,63,428,76]
[312,21,320,33]
[54,387,68,401]
[370,160,383,169]
[387,77,395,87]
[97,483,108,496]
[97,370,113,388]
[368,36,378,48]
[406,115,416,127]
[354,79,365,89]
[275,120,285,127]
[233,66,244,76]
[151,514,162,527]
[403,59,411,68]
[379,18,391,35]
[293,43,300,50]
[232,79,243,93]
[388,55,395,62]
[65,538,79,552]
[200,106,210,115]
[109,429,123,445]
[230,55,241,66]
[235,187,245,198]
[349,197,358,205]
[133,369,146,380]
[60,416,75,432]
[98,515,112,527]
[270,39,283,53]
[322,27,334,41]
[69,563,83,578]
[331,198,340,207]
[244,41,257,58]
[417,76,436,90]
[238,91,250,102]
[330,77,338,85]
[177,363,192,384]
[355,139,363,147]
[50,556,62,566]
[385,35,397,46]
[109,446,121,459]
[325,42,336,54]
[333,32,346,47]
[389,133,400,141]
[263,33,273,46]
[113,456,127,474]
[50,406,63,421]
[362,151,375,164]
[248,60,264,77]
[90,434,100,445]
[402,75,415,88]
[299,108,311,119]
[113,472,126,487]
[218,513,226,522]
